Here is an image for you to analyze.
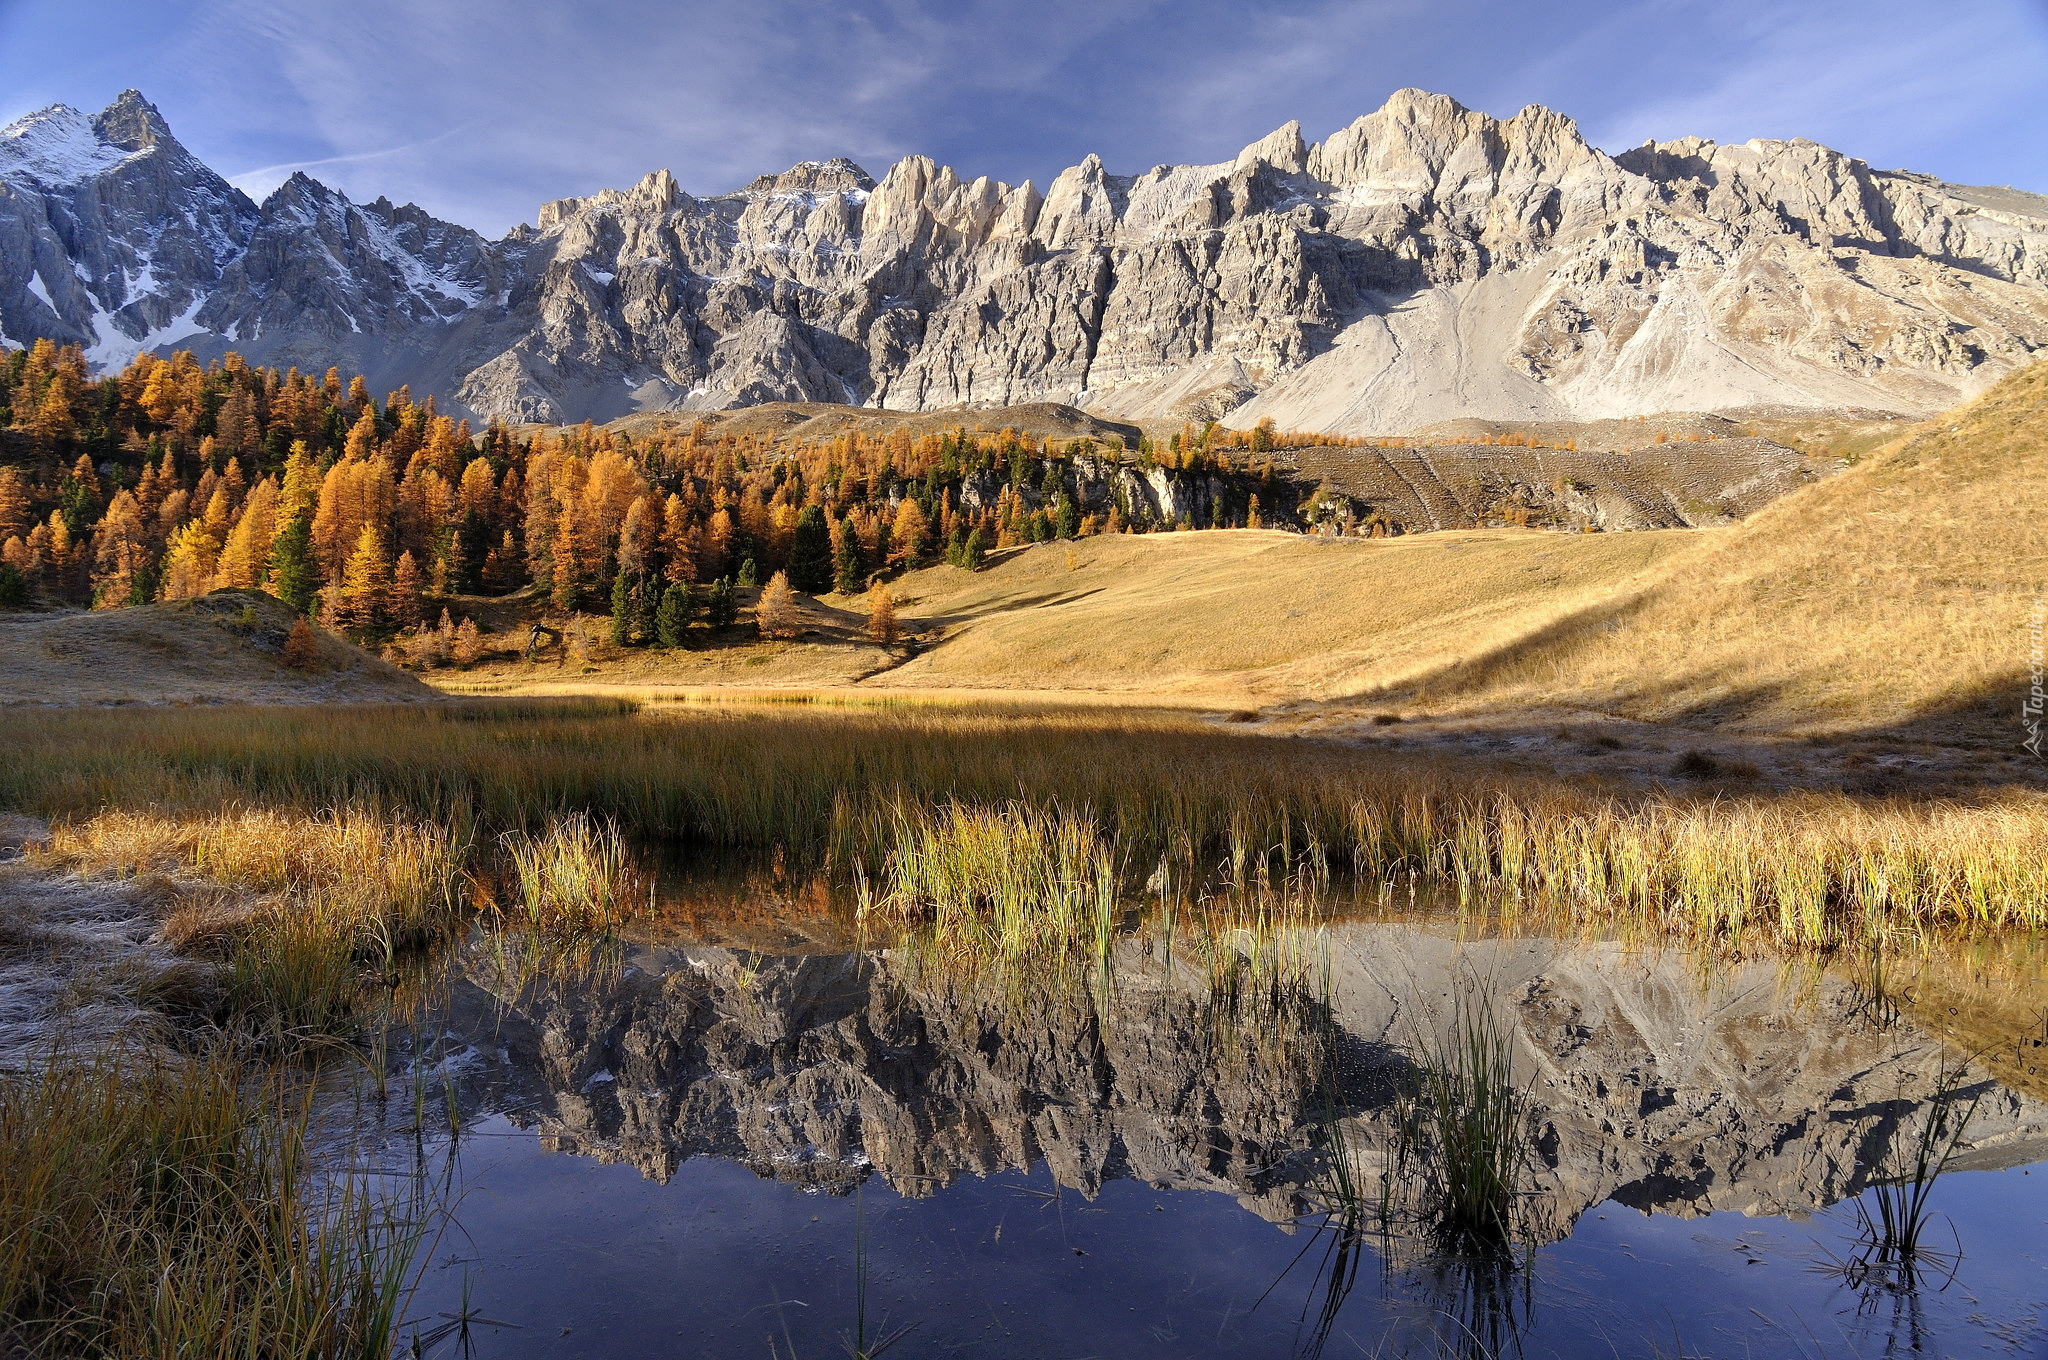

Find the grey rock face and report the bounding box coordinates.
[5,89,2046,430]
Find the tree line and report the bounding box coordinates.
[0,339,1321,636]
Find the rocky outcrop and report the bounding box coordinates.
[5,89,2046,431]
[429,924,2048,1244]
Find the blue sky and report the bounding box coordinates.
[4,0,2045,237]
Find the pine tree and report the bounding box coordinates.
[787,504,833,594]
[962,526,989,571]
[655,581,696,648]
[269,514,318,614]
[1055,492,1079,540]
[633,571,658,642]
[736,557,759,588]
[833,517,866,594]
[453,509,489,594]
[755,570,798,639]
[705,577,738,629]
[608,568,639,647]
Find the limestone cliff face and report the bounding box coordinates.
[5,89,2045,430]
[434,926,2048,1242]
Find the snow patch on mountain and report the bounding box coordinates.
[24,272,57,316]
[0,105,136,186]
[360,209,484,310]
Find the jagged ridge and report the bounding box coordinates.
[2,89,2044,431]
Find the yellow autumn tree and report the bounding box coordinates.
[89,490,152,607]
[159,520,221,600]
[310,452,396,583]
[332,523,392,633]
[889,497,930,567]
[755,569,799,639]
[659,493,695,584]
[866,582,898,646]
[139,358,181,426]
[389,549,426,629]
[279,442,321,523]
[0,467,29,542]
[215,479,280,589]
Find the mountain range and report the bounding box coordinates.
[3,88,2044,430]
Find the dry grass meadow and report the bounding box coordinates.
[438,362,2048,773]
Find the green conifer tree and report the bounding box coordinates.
[706,577,738,628]
[634,572,658,641]
[787,505,833,594]
[609,569,637,647]
[962,526,989,571]
[453,509,489,594]
[833,520,865,594]
[655,581,695,648]
[268,513,318,614]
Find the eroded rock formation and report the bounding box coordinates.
[6,90,2045,431]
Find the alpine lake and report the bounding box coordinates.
[333,862,2048,1360]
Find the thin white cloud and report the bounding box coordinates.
[5,0,2042,235]
[1573,0,2048,177]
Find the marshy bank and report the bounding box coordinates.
[5,697,2048,950]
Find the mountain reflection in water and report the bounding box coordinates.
[385,903,2048,1359]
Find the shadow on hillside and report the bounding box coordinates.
[1273,570,2038,793]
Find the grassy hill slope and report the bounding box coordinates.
[0,590,436,706]
[875,528,1688,698]
[1406,359,2048,739]
[445,360,2045,762]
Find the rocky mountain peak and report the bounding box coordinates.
[1,102,136,186]
[536,168,684,231]
[1235,120,1307,175]
[3,88,2044,432]
[738,158,876,198]
[89,89,176,155]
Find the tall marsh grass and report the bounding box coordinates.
[867,802,1122,965]
[502,812,644,938]
[1842,1054,1981,1290]
[43,807,471,1037]
[0,1050,424,1358]
[1408,996,1529,1249]
[6,699,2046,948]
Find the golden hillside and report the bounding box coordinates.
[1411,359,2048,740]
[446,360,2045,764]
[0,590,436,707]
[873,528,1688,698]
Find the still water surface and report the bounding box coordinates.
[361,892,2048,1358]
